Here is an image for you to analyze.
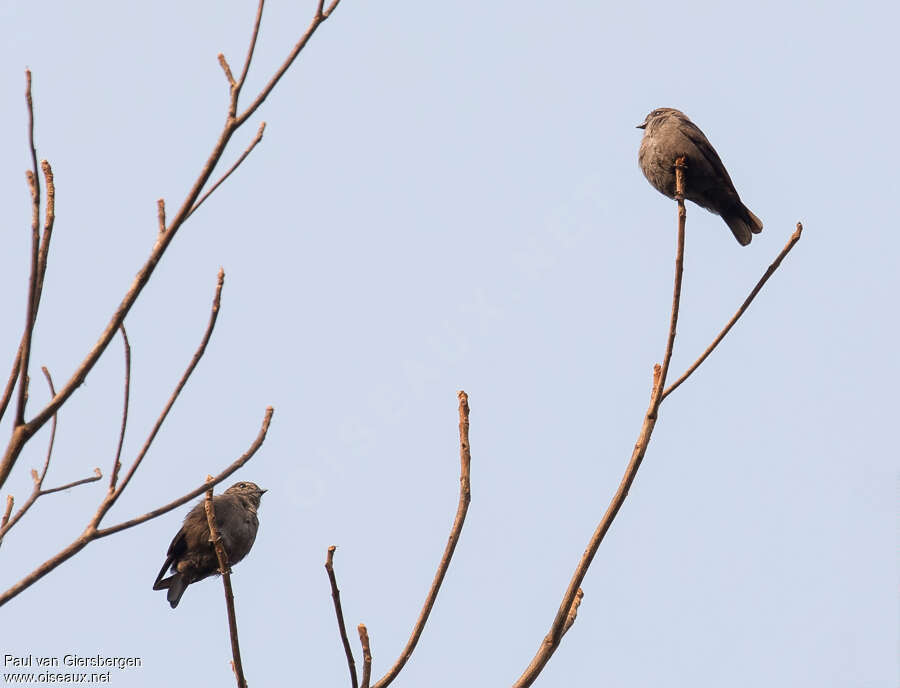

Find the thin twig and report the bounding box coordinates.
[0,406,273,606]
[109,325,131,490]
[187,122,266,220]
[157,199,166,234]
[33,160,55,317]
[0,346,23,425]
[662,222,804,400]
[205,479,247,688]
[0,496,13,544]
[358,625,372,688]
[218,54,236,87]
[371,390,472,688]
[326,546,358,688]
[513,158,689,688]
[235,0,265,95]
[40,469,102,496]
[36,368,58,489]
[15,71,42,428]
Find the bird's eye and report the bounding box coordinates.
[239,482,246,488]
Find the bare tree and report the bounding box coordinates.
[1,3,804,687]
[0,0,342,612]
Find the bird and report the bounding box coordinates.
[153,481,266,608]
[637,107,763,246]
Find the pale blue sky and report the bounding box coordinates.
[0,1,896,686]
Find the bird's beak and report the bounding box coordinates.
[636,122,647,129]
[259,488,267,495]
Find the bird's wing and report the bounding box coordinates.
[152,524,189,589]
[679,118,736,188]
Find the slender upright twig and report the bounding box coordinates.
[15,72,43,428]
[34,160,56,314]
[109,325,131,490]
[157,199,166,235]
[513,157,689,688]
[370,391,472,688]
[236,0,266,97]
[326,546,359,688]
[358,624,372,688]
[204,480,247,688]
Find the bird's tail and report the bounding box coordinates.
[153,558,188,608]
[724,204,763,246]
[165,575,188,608]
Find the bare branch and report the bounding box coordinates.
[109,325,131,490]
[187,122,266,220]
[0,406,273,607]
[40,469,102,496]
[326,546,358,688]
[358,625,372,688]
[513,159,689,688]
[204,479,247,688]
[371,390,472,688]
[662,222,804,400]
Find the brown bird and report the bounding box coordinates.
[153,481,266,608]
[637,107,763,245]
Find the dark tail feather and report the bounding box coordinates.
[153,557,188,608]
[166,575,188,608]
[724,204,763,246]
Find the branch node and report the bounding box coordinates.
[326,545,358,688]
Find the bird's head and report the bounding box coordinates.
[637,107,686,130]
[224,481,267,508]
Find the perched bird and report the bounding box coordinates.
[637,107,763,246]
[153,481,266,608]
